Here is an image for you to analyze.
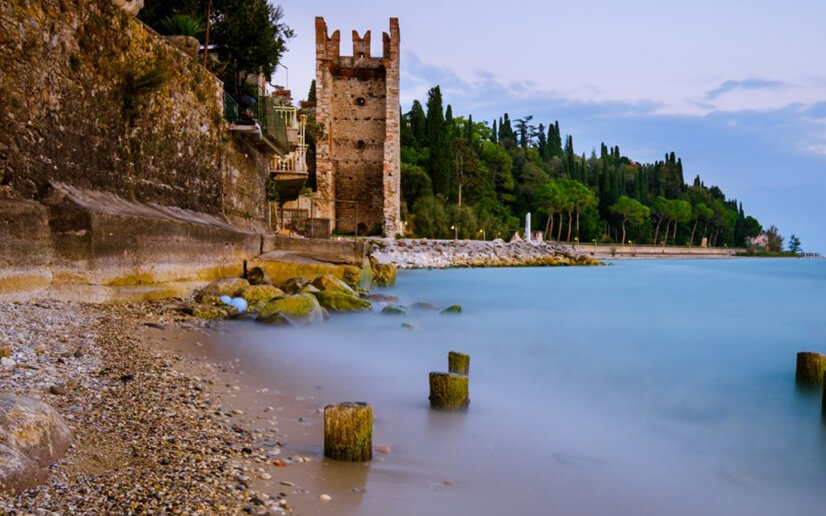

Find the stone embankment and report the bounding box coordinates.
[370,238,602,269]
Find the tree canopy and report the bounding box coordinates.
[396,83,777,246]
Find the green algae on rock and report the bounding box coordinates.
[323,402,373,462]
[313,291,372,312]
[257,293,323,325]
[311,274,358,296]
[448,351,470,375]
[371,261,398,287]
[441,304,463,314]
[429,372,469,409]
[238,285,284,312]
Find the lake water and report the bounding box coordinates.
[209,259,826,515]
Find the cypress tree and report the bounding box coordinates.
[409,100,427,149]
[491,119,498,143]
[425,86,451,195]
[307,79,316,104]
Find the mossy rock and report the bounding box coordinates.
[254,262,362,290]
[281,277,311,294]
[247,266,273,286]
[381,304,408,316]
[194,278,249,303]
[312,274,357,296]
[238,285,285,312]
[796,352,826,385]
[371,262,398,287]
[313,291,372,312]
[257,312,290,326]
[429,372,469,409]
[401,322,419,330]
[257,293,323,325]
[441,304,463,314]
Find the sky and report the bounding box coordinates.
[274,0,826,252]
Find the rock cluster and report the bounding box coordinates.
[186,272,376,325]
[370,238,602,269]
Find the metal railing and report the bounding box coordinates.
[223,91,239,122]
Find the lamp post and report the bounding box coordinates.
[478,228,485,241]
[451,225,457,241]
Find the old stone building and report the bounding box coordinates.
[313,17,401,237]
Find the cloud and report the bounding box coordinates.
[705,79,787,100]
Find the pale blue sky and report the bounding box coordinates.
[275,0,826,251]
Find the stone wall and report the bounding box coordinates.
[314,17,401,237]
[0,0,267,228]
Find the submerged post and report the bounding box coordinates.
[324,402,373,461]
[429,372,469,409]
[448,351,470,375]
[796,352,826,385]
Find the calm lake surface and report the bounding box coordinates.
[212,259,826,515]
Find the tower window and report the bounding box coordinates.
[355,97,366,106]
[358,52,365,59]
[356,140,365,150]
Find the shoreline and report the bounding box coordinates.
[0,300,318,515]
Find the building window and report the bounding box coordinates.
[355,97,366,106]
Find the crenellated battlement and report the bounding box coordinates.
[315,17,399,69]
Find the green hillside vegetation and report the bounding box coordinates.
[397,85,763,246]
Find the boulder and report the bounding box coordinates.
[194,278,249,303]
[366,293,401,304]
[372,262,398,287]
[313,291,372,312]
[441,304,463,314]
[0,395,71,494]
[247,267,273,286]
[412,302,439,310]
[281,277,311,295]
[381,304,408,316]
[238,285,284,312]
[257,293,324,325]
[311,274,358,296]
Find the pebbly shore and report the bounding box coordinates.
[0,301,299,515]
[370,238,602,269]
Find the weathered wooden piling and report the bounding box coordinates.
[448,351,470,375]
[429,372,469,409]
[796,352,826,385]
[323,402,373,462]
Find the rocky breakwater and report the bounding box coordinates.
[370,238,603,269]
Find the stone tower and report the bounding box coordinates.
[314,17,401,236]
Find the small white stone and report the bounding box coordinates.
[260,472,272,480]
[319,494,332,502]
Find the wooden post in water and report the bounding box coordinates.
[324,402,372,461]
[796,352,826,385]
[429,372,469,409]
[448,351,470,375]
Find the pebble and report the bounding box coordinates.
[259,472,272,480]
[48,384,67,395]
[319,494,332,502]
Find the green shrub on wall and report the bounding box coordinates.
[122,59,172,122]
